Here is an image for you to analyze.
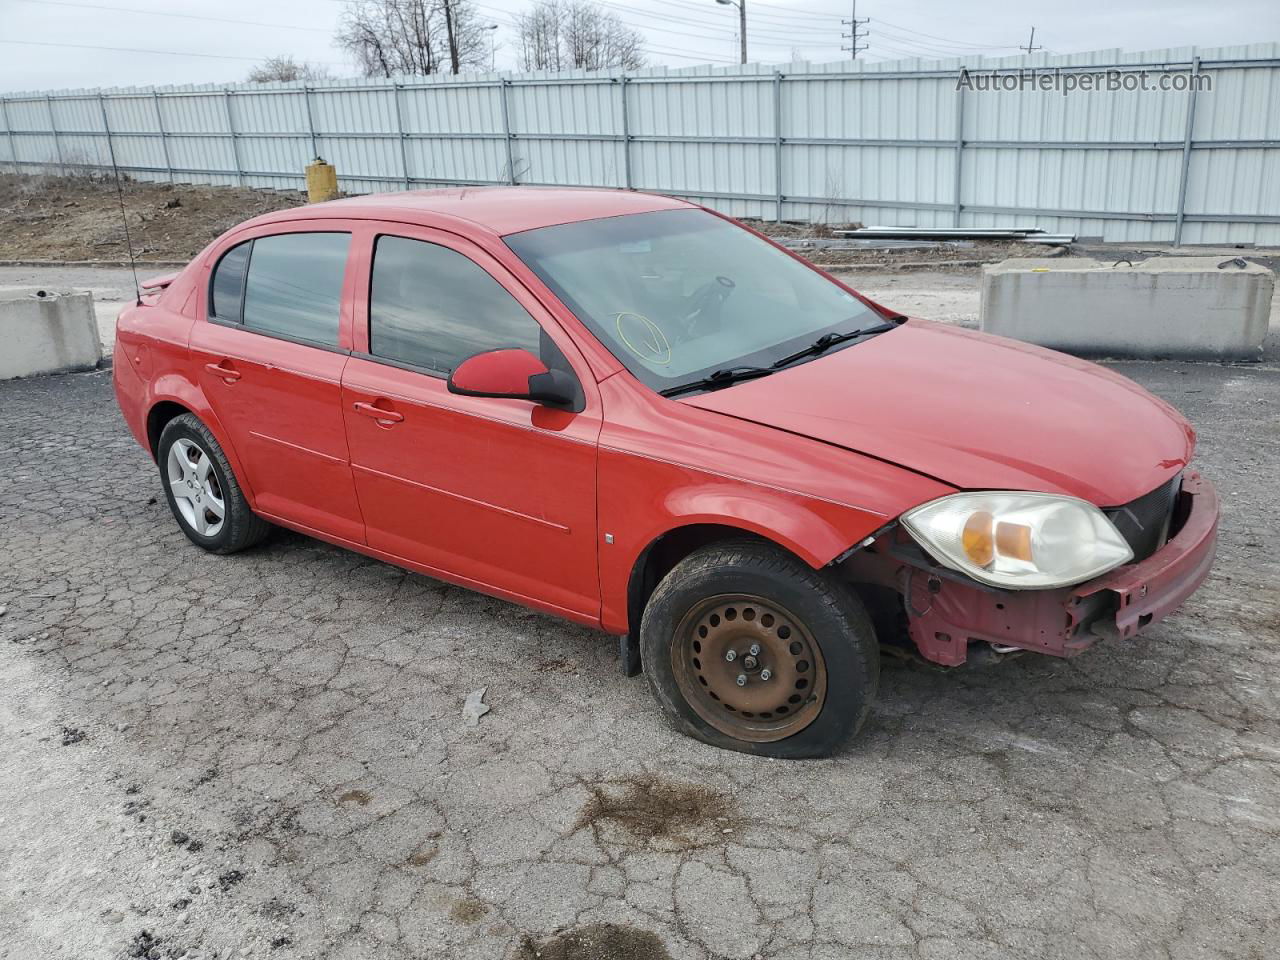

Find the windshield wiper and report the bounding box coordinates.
[659,365,776,398]
[658,319,901,399]
[770,320,899,370]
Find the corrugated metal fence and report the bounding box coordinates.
[2,44,1278,244]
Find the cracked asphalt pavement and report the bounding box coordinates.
[1,359,1278,960]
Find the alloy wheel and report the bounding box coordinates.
[166,437,226,537]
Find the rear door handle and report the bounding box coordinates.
[204,361,241,383]
[352,401,404,424]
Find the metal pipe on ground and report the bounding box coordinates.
[834,226,1077,243]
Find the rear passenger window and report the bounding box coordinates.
[242,233,350,346]
[369,235,542,375]
[210,241,250,322]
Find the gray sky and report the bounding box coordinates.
[2,0,1278,93]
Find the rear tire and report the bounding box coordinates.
[157,413,270,554]
[640,539,879,759]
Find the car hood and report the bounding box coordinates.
[682,320,1195,506]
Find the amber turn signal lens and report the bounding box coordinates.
[961,511,995,567]
[995,521,1034,562]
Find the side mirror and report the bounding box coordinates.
[447,348,579,409]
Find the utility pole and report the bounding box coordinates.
[443,0,461,74]
[715,0,747,65]
[841,0,869,59]
[1021,27,1042,55]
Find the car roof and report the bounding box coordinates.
[245,186,695,237]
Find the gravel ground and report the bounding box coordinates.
[0,265,989,366]
[3,264,1276,366]
[0,174,304,262]
[1,338,1279,958]
[0,174,1038,269]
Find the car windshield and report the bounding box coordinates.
[505,208,885,394]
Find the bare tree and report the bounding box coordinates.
[517,1,645,72]
[335,0,488,77]
[517,1,565,72]
[247,56,333,83]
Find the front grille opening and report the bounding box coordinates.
[1104,473,1183,563]
[1168,488,1193,540]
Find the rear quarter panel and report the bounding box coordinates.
[112,263,255,503]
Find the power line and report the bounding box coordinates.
[869,27,1017,59]
[475,0,837,45]
[872,16,1019,50]
[641,0,838,29]
[474,6,747,63]
[13,0,333,33]
[0,38,347,64]
[324,0,846,64]
[658,0,841,23]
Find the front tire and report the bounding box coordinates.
[157,413,270,554]
[640,539,879,759]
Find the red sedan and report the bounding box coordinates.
[113,188,1218,758]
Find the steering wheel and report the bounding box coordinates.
[681,275,736,338]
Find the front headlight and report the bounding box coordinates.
[900,492,1133,590]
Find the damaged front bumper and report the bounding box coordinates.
[846,472,1219,667]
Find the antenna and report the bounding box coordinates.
[97,95,141,306]
[1021,27,1043,56]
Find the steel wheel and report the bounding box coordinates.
[165,437,226,538]
[670,593,828,743]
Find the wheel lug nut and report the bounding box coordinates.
[735,674,747,687]
[749,643,761,657]
[724,650,737,662]
[760,669,772,681]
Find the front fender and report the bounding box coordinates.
[598,452,894,634]
[659,484,867,568]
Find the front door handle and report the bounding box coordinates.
[352,400,404,425]
[205,360,241,383]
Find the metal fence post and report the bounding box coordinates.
[773,70,783,222]
[618,75,632,190]
[952,80,965,227]
[152,90,173,182]
[46,96,66,175]
[223,89,244,186]
[1173,56,1202,247]
[499,78,516,185]
[1,98,18,173]
[393,82,411,190]
[303,85,319,160]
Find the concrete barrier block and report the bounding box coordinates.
[0,287,103,380]
[980,257,1274,360]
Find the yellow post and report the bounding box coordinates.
[305,157,339,203]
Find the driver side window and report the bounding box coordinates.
[368,235,544,376]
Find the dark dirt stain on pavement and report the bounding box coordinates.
[336,788,372,807]
[405,841,438,866]
[450,897,490,924]
[515,923,671,960]
[576,775,731,845]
